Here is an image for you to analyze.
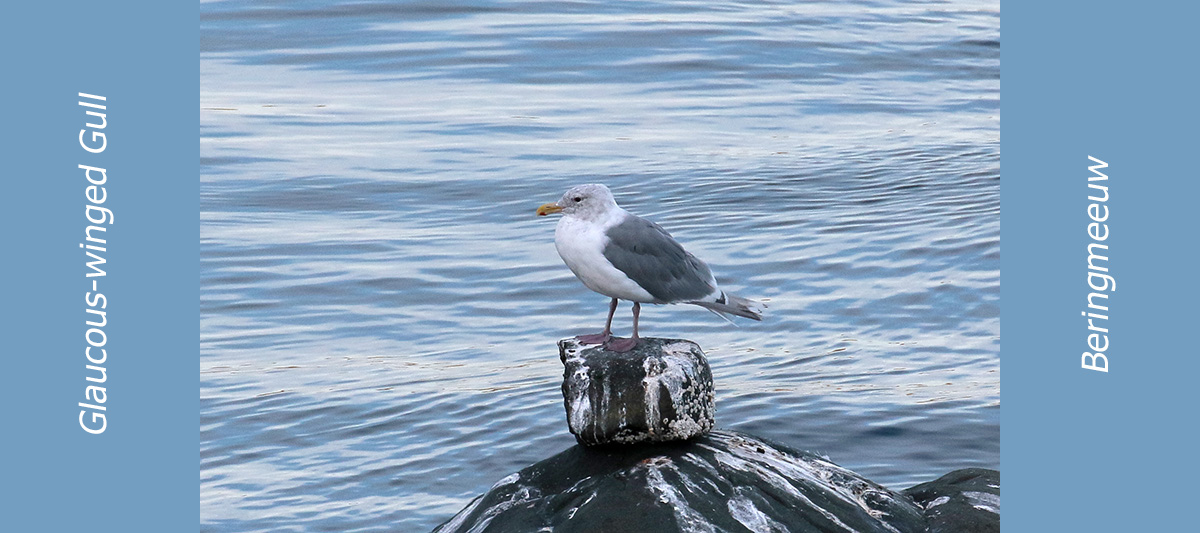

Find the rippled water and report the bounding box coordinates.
[200,1,999,531]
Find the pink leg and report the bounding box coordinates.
[605,302,641,352]
[576,298,618,345]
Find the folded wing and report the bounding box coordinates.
[602,215,717,304]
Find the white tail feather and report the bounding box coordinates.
[689,292,764,321]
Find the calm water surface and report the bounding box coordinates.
[200,1,999,531]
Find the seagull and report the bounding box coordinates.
[537,184,763,352]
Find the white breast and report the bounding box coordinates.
[555,212,656,303]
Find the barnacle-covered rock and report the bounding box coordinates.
[559,337,714,446]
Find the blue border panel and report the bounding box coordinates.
[1006,1,1200,530]
[3,2,196,531]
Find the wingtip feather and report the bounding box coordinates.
[690,293,764,321]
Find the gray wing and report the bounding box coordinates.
[602,214,717,303]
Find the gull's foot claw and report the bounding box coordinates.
[575,332,612,345]
[605,337,639,353]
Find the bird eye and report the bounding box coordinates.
[573,196,583,202]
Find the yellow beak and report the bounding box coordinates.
[536,203,563,216]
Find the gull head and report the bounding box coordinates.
[536,184,619,220]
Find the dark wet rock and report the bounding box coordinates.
[437,338,1001,532]
[435,430,929,533]
[904,468,1000,533]
[559,337,714,446]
